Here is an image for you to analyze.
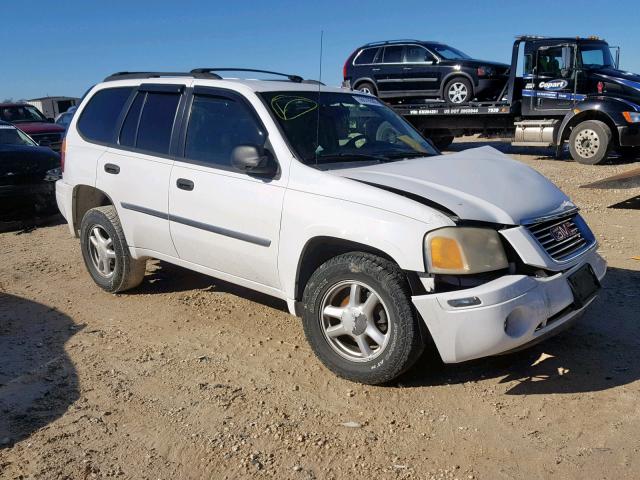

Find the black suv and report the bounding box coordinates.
[343,40,509,104]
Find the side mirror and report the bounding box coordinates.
[231,145,277,176]
[47,117,54,123]
[38,139,51,147]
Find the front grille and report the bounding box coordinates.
[526,212,592,261]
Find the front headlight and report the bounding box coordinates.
[425,227,509,274]
[622,111,640,123]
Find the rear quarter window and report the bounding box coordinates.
[354,48,380,65]
[77,87,134,144]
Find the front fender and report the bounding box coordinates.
[277,189,452,300]
[555,96,640,145]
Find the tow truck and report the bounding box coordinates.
[389,36,640,164]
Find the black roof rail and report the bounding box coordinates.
[190,68,303,83]
[362,39,436,47]
[103,71,221,82]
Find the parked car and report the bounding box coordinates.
[0,120,60,223]
[55,106,78,132]
[343,40,509,104]
[0,103,66,151]
[56,69,605,385]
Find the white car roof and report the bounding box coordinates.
[94,77,347,95]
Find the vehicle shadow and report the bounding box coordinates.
[0,293,80,448]
[445,139,638,164]
[402,266,640,395]
[130,260,289,312]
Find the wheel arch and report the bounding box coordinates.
[72,184,115,237]
[439,72,475,98]
[556,109,620,148]
[352,77,378,93]
[293,236,425,306]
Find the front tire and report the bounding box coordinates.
[568,120,612,165]
[80,206,146,293]
[301,252,425,385]
[444,77,472,105]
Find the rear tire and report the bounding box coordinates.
[301,252,425,385]
[80,206,146,293]
[568,120,612,165]
[356,81,377,96]
[444,77,472,105]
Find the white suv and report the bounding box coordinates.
[56,68,606,385]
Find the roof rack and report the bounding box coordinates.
[104,71,221,82]
[515,35,548,40]
[362,39,436,47]
[191,68,303,83]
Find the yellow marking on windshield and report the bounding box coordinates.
[271,95,318,120]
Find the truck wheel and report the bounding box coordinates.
[301,252,425,385]
[444,78,472,105]
[80,206,146,293]
[356,81,377,96]
[569,120,612,165]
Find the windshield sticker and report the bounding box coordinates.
[270,95,318,120]
[352,95,383,107]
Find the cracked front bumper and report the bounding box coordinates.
[412,249,606,363]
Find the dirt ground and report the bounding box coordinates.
[1,139,640,480]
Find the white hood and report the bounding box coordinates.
[330,146,574,225]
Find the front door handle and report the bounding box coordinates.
[403,67,412,70]
[104,163,120,175]
[176,178,194,191]
[372,68,380,71]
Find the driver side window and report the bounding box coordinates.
[184,94,265,168]
[537,46,574,78]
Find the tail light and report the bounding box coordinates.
[597,81,604,94]
[343,51,356,80]
[60,138,66,173]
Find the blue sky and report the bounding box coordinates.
[1,0,638,100]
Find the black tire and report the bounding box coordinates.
[80,205,146,293]
[355,81,377,96]
[443,77,472,105]
[568,120,612,165]
[301,252,425,385]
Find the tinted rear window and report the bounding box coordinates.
[136,92,180,154]
[119,92,145,147]
[354,48,379,65]
[77,87,133,143]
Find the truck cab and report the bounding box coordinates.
[392,35,640,165]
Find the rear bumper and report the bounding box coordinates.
[412,249,606,363]
[55,179,75,235]
[618,125,640,147]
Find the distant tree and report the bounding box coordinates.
[2,98,13,103]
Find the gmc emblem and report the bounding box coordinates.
[550,222,574,242]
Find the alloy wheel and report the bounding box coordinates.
[88,225,116,278]
[320,280,391,362]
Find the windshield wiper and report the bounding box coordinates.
[381,151,433,160]
[314,153,389,164]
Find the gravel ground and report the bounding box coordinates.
[1,139,639,479]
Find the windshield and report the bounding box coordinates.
[0,105,48,124]
[260,91,437,166]
[579,44,615,69]
[429,44,472,60]
[0,125,37,146]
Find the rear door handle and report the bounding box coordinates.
[176,178,194,191]
[104,163,120,174]
[403,67,412,70]
[371,68,380,71]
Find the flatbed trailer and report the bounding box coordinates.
[386,36,640,164]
